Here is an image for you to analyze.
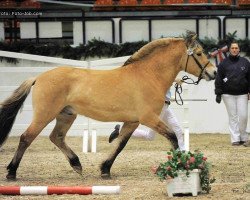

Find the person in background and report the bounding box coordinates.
[215,42,250,147]
[109,81,185,151]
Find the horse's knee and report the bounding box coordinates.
[49,133,62,144]
[49,130,64,145]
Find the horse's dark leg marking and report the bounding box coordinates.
[6,123,46,180]
[100,121,139,178]
[6,134,28,180]
[154,119,178,149]
[163,131,178,149]
[141,114,179,149]
[100,139,128,178]
[49,110,82,174]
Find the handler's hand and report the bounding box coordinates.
[216,95,221,104]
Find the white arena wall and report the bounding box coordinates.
[0,52,250,137]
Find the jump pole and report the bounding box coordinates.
[0,186,120,195]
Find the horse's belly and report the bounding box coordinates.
[73,104,136,122]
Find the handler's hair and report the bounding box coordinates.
[229,41,240,50]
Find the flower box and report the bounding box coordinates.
[166,169,201,197]
[153,149,215,196]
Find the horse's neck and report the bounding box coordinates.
[158,65,180,93]
[139,53,183,92]
[126,40,185,92]
[155,43,185,90]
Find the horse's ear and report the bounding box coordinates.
[191,34,197,41]
[185,31,197,47]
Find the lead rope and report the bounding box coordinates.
[174,75,202,105]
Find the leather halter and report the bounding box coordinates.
[184,48,211,85]
[174,47,211,105]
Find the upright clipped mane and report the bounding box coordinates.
[123,38,182,66]
[184,30,199,48]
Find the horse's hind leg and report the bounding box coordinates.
[49,109,82,175]
[6,122,47,180]
[101,121,139,178]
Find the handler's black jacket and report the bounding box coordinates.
[215,55,250,95]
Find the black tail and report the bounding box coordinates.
[0,77,36,147]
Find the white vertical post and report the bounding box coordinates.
[83,62,92,153]
[83,119,97,153]
[87,118,91,152]
[184,126,189,152]
[91,129,97,153]
[83,129,89,153]
[183,84,190,152]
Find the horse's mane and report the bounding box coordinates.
[123,38,183,66]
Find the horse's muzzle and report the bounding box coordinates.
[204,69,217,81]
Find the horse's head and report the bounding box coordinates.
[183,31,216,82]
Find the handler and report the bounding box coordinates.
[215,42,250,147]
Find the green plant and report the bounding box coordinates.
[217,31,238,47]
[0,33,249,64]
[84,38,120,59]
[199,37,218,54]
[153,149,215,193]
[238,38,250,57]
[115,40,147,57]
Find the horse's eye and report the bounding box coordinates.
[197,52,202,56]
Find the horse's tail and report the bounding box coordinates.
[0,77,37,147]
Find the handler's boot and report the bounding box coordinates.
[243,141,250,147]
[108,124,120,143]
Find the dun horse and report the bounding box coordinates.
[0,32,216,180]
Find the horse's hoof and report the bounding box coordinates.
[101,173,111,179]
[73,166,83,175]
[6,173,16,181]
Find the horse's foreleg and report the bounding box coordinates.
[140,114,178,149]
[49,112,82,175]
[6,123,46,180]
[101,121,139,179]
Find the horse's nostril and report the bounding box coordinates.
[214,71,217,76]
